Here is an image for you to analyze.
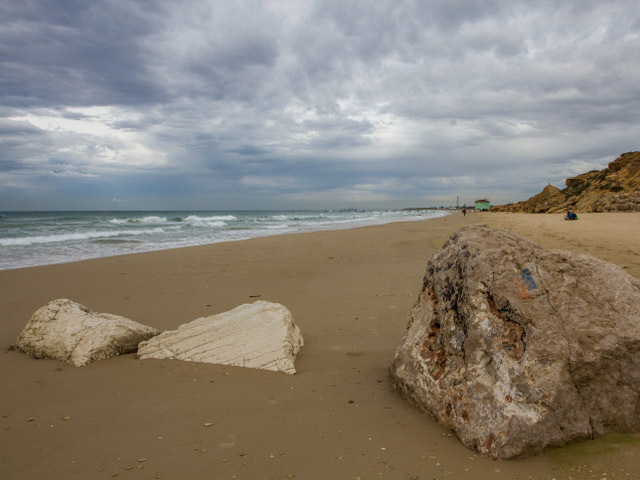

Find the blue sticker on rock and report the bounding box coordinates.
[521,267,538,291]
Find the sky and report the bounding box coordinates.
[1,0,639,211]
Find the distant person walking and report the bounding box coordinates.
[462,208,466,216]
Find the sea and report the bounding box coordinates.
[0,209,450,271]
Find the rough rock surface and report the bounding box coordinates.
[488,184,566,214]
[390,225,640,459]
[517,184,566,213]
[13,298,161,367]
[137,301,304,374]
[493,151,640,213]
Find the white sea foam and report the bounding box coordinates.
[108,216,168,224]
[184,215,230,227]
[186,215,237,221]
[137,216,168,223]
[0,228,164,246]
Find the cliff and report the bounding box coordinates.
[493,152,640,213]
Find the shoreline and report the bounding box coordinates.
[0,210,450,271]
[1,212,638,479]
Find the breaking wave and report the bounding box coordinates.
[0,228,164,246]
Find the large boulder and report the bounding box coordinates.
[13,298,161,367]
[137,301,304,374]
[390,225,640,459]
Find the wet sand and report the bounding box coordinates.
[1,212,638,479]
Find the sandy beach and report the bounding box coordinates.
[1,212,639,480]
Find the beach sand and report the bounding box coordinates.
[1,212,639,479]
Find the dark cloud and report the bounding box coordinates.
[0,0,164,107]
[1,0,639,210]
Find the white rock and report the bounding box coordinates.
[137,301,304,374]
[13,298,161,367]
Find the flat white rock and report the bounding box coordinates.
[137,301,304,374]
[13,298,161,367]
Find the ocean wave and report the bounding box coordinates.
[269,213,324,222]
[0,228,165,246]
[186,215,237,221]
[108,215,236,226]
[136,216,168,224]
[184,215,234,226]
[109,216,168,224]
[92,238,141,244]
[265,223,290,230]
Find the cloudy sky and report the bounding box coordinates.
[1,0,639,210]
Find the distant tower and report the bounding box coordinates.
[456,193,459,209]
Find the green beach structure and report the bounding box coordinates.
[474,199,491,211]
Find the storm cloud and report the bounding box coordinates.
[1,0,639,210]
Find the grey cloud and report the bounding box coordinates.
[0,1,164,108]
[110,113,164,131]
[1,0,639,210]
[0,119,44,136]
[0,119,53,174]
[227,145,270,156]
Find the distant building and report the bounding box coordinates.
[474,199,491,211]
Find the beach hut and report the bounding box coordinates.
[474,199,491,211]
